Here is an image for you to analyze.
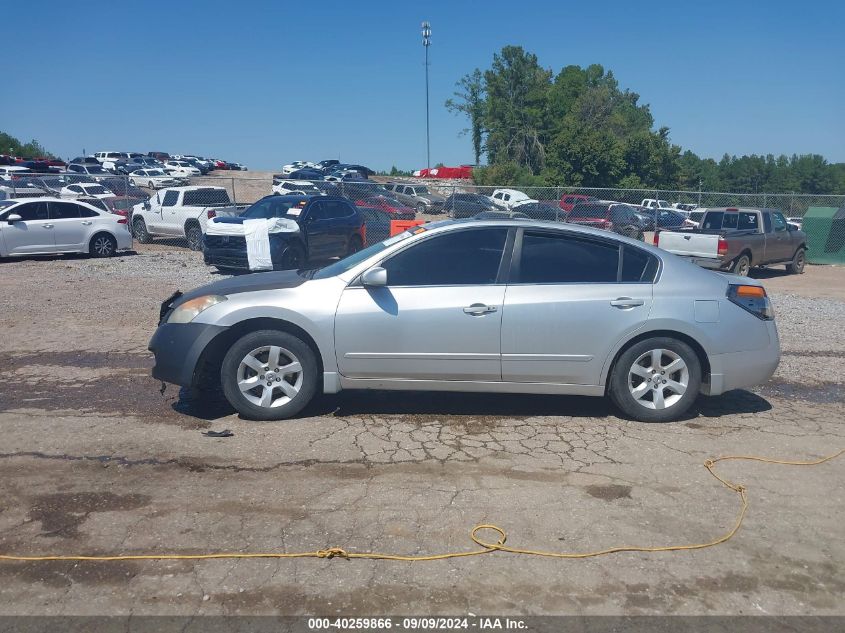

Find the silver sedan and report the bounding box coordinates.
[149,220,780,422]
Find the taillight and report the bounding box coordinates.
[652,231,659,246]
[117,217,128,224]
[717,237,728,256]
[727,284,773,320]
[207,209,216,219]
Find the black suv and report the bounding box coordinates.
[203,195,364,273]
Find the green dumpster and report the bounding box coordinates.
[803,206,845,265]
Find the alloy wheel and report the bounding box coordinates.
[93,236,114,256]
[236,346,303,408]
[627,348,689,410]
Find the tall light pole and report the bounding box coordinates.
[421,21,431,171]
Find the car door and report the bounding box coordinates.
[0,201,54,254]
[334,226,511,381]
[501,230,656,385]
[300,201,333,260]
[157,189,182,235]
[49,201,88,251]
[766,211,794,262]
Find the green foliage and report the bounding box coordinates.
[0,131,54,159]
[455,48,844,194]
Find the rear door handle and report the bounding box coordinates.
[610,297,644,309]
[81,221,92,225]
[43,224,54,229]
[463,303,498,316]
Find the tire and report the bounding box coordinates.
[608,337,702,423]
[731,254,751,277]
[416,202,427,214]
[275,243,305,270]
[220,330,318,421]
[89,233,117,258]
[186,224,203,251]
[129,178,137,186]
[347,235,363,256]
[133,217,152,243]
[786,247,806,275]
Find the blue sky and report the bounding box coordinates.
[2,0,843,171]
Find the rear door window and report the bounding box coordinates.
[738,212,758,230]
[516,232,620,284]
[621,245,659,283]
[49,202,81,219]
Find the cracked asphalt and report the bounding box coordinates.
[0,253,843,616]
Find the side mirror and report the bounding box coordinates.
[7,213,22,223]
[143,201,151,210]
[361,266,387,287]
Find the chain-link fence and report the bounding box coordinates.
[2,170,844,260]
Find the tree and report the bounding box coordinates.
[0,131,53,159]
[445,69,486,164]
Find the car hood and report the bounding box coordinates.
[172,270,309,308]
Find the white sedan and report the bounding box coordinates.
[163,161,201,178]
[129,169,180,189]
[0,198,132,258]
[271,180,324,196]
[59,183,114,200]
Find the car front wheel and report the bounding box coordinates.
[220,330,318,420]
[609,337,702,423]
[787,248,806,274]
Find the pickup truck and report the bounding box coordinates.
[641,199,675,211]
[131,186,244,251]
[654,207,807,276]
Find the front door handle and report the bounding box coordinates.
[43,224,54,229]
[610,297,644,309]
[81,221,92,225]
[463,303,498,316]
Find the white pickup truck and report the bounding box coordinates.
[131,186,244,250]
[641,199,675,211]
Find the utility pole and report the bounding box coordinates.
[422,21,431,171]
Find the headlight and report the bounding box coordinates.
[167,295,227,324]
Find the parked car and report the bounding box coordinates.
[511,201,564,221]
[490,188,537,210]
[150,219,781,423]
[59,183,113,200]
[655,207,807,275]
[100,196,146,222]
[100,177,150,200]
[148,152,171,162]
[0,166,32,179]
[317,159,340,171]
[559,194,598,213]
[272,180,324,196]
[202,194,364,272]
[353,196,415,219]
[567,202,644,240]
[634,208,689,232]
[641,199,675,211]
[0,198,132,258]
[129,169,181,189]
[384,182,446,213]
[69,156,100,166]
[286,168,323,181]
[163,161,201,178]
[357,206,393,245]
[444,193,499,218]
[68,163,111,176]
[0,180,49,199]
[786,217,804,231]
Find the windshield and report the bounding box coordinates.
[147,170,166,176]
[241,197,305,219]
[87,166,108,174]
[85,185,108,194]
[312,230,419,279]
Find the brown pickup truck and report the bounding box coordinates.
[654,207,807,275]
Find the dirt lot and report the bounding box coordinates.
[0,238,843,617]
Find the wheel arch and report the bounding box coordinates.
[601,329,711,395]
[192,317,324,390]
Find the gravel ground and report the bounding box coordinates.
[0,241,843,618]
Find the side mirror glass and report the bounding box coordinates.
[7,213,22,223]
[361,266,387,287]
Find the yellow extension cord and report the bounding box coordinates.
[1,448,842,563]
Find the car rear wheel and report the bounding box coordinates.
[89,233,117,258]
[220,330,318,421]
[609,337,701,423]
[186,225,203,251]
[133,217,152,243]
[731,254,751,277]
[787,248,806,274]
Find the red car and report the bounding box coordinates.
[559,194,598,213]
[35,156,67,168]
[354,195,416,219]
